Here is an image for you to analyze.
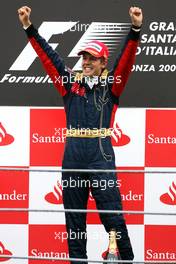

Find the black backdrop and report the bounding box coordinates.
[0,0,176,107]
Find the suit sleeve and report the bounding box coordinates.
[25,24,72,96]
[108,26,140,99]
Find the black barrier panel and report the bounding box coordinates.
[0,0,176,107]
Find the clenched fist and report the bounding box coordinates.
[18,6,32,28]
[129,7,143,27]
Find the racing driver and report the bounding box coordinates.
[18,5,143,264]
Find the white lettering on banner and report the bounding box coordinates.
[146,249,176,260]
[31,249,68,258]
[142,46,176,55]
[141,34,176,44]
[0,74,53,84]
[0,190,27,201]
[150,22,176,31]
[148,134,176,144]
[137,21,176,57]
[9,22,77,71]
[121,191,143,201]
[32,133,65,143]
[132,64,176,72]
[137,46,176,56]
[132,64,155,72]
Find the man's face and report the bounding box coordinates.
[81,52,107,77]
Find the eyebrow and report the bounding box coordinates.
[83,54,98,60]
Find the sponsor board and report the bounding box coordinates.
[29,167,65,224]
[0,225,28,264]
[113,108,146,167]
[30,109,66,166]
[0,107,175,261]
[0,170,29,224]
[144,168,176,225]
[0,107,29,166]
[145,225,176,261]
[0,241,12,262]
[118,167,144,224]
[145,109,176,167]
[29,225,69,264]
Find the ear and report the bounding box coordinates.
[102,58,107,69]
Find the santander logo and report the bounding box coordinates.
[111,121,130,147]
[45,183,94,205]
[0,123,14,146]
[45,181,63,204]
[160,181,176,205]
[0,242,12,262]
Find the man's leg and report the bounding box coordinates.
[90,171,134,262]
[62,172,89,264]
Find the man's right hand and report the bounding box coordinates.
[18,6,32,28]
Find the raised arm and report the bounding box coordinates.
[109,7,143,98]
[18,6,71,96]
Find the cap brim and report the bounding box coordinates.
[78,48,101,58]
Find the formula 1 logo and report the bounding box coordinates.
[0,123,14,146]
[9,22,130,72]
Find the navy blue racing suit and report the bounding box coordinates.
[25,24,140,263]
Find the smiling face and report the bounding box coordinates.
[81,52,107,77]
